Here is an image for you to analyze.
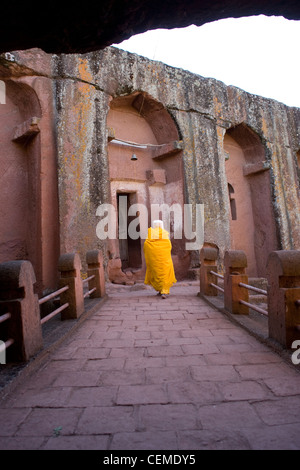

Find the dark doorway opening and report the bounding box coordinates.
[117,192,142,271]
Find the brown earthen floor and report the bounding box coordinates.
[0,281,300,450]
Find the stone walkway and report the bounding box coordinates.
[0,282,300,450]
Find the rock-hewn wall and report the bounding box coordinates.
[0,50,60,291]
[0,46,299,286]
[54,46,300,273]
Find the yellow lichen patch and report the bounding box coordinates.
[213,96,223,117]
[261,116,269,140]
[78,57,93,84]
[216,126,224,146]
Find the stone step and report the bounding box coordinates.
[187,268,200,280]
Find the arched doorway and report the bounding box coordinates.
[224,123,279,277]
[106,91,189,283]
[0,80,42,288]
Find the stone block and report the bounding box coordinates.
[0,260,43,361]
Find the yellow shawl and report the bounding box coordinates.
[143,226,177,294]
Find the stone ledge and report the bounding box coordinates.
[12,117,40,144]
[243,161,271,176]
[151,140,184,160]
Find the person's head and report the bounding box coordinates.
[153,220,164,229]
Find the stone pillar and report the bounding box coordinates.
[58,253,84,320]
[267,250,300,348]
[200,245,219,296]
[86,249,106,298]
[0,260,43,362]
[224,250,249,315]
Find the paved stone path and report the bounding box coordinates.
[0,282,300,450]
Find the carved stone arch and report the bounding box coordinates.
[108,91,182,143]
[228,183,237,221]
[224,122,279,277]
[0,80,43,289]
[226,122,267,164]
[106,91,189,283]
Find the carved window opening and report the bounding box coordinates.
[224,123,279,278]
[228,183,237,220]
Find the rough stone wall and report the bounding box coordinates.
[54,46,300,274]
[0,46,299,285]
[0,50,60,291]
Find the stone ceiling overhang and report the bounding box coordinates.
[0,0,299,54]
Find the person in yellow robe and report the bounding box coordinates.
[143,220,177,298]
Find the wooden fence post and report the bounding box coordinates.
[224,250,249,315]
[86,249,106,298]
[267,250,300,348]
[58,253,84,320]
[200,245,219,296]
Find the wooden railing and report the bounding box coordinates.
[0,249,106,363]
[82,275,96,299]
[0,312,14,363]
[200,246,300,349]
[39,286,70,325]
[237,281,268,317]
